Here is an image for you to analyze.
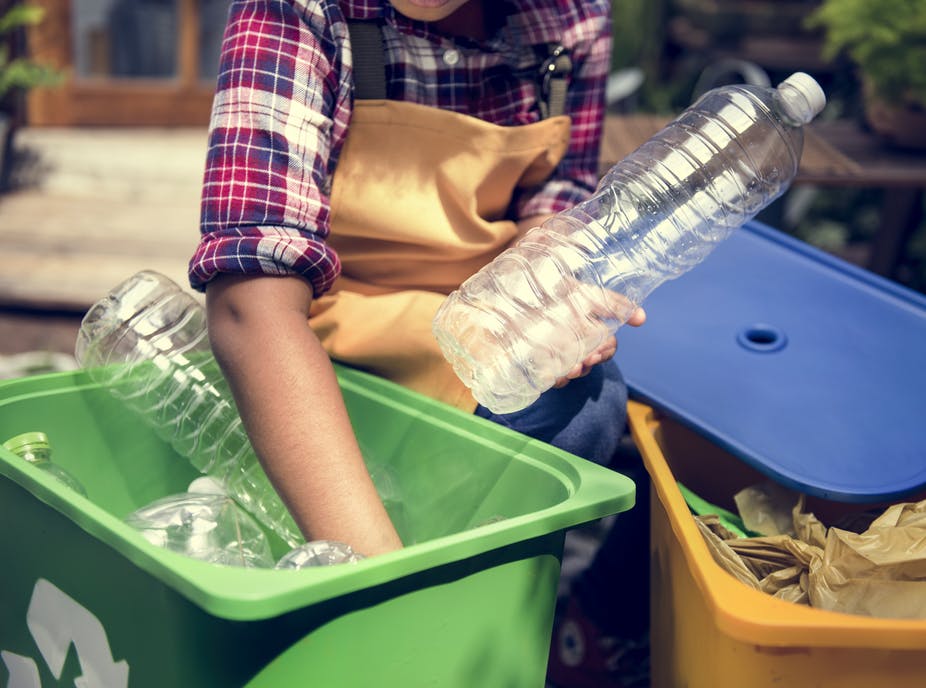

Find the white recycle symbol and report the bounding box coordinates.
[2,579,129,688]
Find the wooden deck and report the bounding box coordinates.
[0,128,206,313]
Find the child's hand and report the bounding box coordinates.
[552,307,646,388]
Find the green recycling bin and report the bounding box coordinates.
[0,365,634,687]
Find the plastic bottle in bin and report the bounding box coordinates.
[74,270,304,548]
[125,477,276,568]
[433,72,826,414]
[275,540,365,569]
[2,431,88,496]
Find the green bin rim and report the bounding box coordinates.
[0,366,635,621]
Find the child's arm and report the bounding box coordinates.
[206,273,403,557]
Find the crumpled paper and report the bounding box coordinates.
[692,482,926,619]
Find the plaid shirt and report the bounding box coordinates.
[189,0,612,295]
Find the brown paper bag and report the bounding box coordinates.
[808,501,926,618]
[693,489,926,619]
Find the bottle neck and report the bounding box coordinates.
[4,433,53,465]
[15,446,51,465]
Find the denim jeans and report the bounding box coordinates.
[473,358,629,466]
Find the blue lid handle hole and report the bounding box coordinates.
[736,324,787,353]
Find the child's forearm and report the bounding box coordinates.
[205,274,403,557]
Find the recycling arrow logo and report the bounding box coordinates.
[2,579,129,688]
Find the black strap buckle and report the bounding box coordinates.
[539,44,572,119]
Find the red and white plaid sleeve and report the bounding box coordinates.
[189,0,351,296]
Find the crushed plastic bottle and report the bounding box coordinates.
[275,540,365,569]
[3,431,88,496]
[433,72,826,413]
[74,270,304,548]
[125,476,275,568]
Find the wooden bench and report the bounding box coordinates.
[599,114,926,280]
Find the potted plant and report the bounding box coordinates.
[808,0,926,149]
[0,1,61,190]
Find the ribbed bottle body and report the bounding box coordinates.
[75,271,303,547]
[434,77,821,414]
[572,84,803,296]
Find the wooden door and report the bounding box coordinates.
[26,0,228,125]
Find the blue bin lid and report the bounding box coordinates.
[618,221,926,503]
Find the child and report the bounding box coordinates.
[189,3,646,668]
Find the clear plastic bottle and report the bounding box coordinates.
[433,72,826,413]
[3,431,88,496]
[74,270,304,548]
[275,540,365,569]
[125,477,275,568]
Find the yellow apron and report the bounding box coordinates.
[309,98,570,411]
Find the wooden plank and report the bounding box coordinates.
[808,120,926,188]
[0,127,206,311]
[0,247,197,312]
[0,191,201,311]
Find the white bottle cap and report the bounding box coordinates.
[188,476,228,495]
[778,72,826,123]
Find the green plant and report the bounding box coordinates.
[807,0,926,107]
[0,2,61,103]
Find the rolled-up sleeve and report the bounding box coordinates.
[189,0,351,296]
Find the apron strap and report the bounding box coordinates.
[347,20,572,119]
[347,21,387,100]
[538,44,572,119]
